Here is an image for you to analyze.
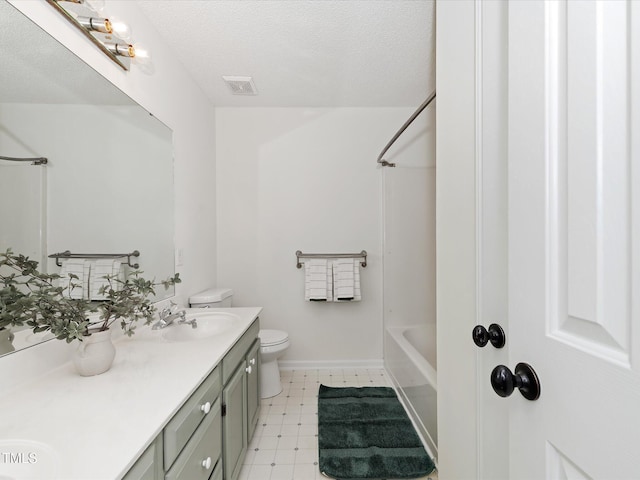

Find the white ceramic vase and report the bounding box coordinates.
[0,328,15,355]
[72,329,116,376]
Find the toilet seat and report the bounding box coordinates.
[259,329,289,347]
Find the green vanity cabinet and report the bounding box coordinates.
[222,363,246,480]
[125,365,224,480]
[165,397,222,480]
[163,365,223,480]
[123,317,260,480]
[245,339,260,441]
[221,318,260,480]
[164,366,222,469]
[122,436,163,480]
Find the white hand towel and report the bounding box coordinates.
[89,260,116,300]
[304,259,332,301]
[111,261,123,286]
[59,259,89,299]
[352,258,361,301]
[332,258,361,302]
[333,258,355,300]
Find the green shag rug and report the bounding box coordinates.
[318,385,435,479]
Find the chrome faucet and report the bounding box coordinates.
[152,304,187,330]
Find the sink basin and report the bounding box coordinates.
[161,311,239,342]
[0,440,59,480]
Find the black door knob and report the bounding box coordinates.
[491,363,541,401]
[472,323,506,348]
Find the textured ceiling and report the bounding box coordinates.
[135,0,435,108]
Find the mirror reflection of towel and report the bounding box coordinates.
[89,260,122,300]
[59,259,89,299]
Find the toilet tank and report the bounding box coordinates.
[189,288,234,308]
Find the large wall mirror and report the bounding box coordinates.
[0,0,175,357]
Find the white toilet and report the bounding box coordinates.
[258,329,290,398]
[189,288,290,399]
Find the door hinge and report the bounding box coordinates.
[221,403,227,417]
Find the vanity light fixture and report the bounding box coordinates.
[104,42,135,58]
[76,15,131,42]
[47,0,149,73]
[107,16,132,42]
[103,43,151,74]
[76,16,112,34]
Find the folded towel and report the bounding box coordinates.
[332,258,361,302]
[59,259,89,299]
[305,259,333,301]
[333,258,355,300]
[112,261,123,284]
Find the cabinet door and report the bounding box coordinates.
[245,340,260,443]
[222,364,246,480]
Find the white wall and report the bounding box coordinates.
[9,0,217,304]
[216,107,430,364]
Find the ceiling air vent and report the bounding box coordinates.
[222,76,258,95]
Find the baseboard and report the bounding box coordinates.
[279,359,384,371]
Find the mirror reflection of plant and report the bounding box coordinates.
[0,249,181,342]
[89,271,181,336]
[0,249,91,342]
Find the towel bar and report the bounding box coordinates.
[0,155,48,165]
[296,250,367,269]
[49,250,140,268]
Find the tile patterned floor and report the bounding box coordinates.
[238,368,438,480]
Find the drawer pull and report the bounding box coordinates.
[250,358,256,365]
[201,456,212,470]
[245,365,252,374]
[200,401,211,414]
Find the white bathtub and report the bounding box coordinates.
[385,324,438,458]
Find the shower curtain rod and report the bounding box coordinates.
[376,90,436,168]
[0,155,48,165]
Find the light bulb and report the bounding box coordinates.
[77,16,112,34]
[131,44,154,74]
[104,42,135,58]
[108,16,132,42]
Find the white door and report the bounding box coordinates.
[507,1,640,478]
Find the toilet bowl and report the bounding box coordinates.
[189,288,291,399]
[259,329,290,398]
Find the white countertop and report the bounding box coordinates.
[0,307,262,480]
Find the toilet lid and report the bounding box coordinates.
[259,329,289,346]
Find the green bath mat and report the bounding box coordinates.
[318,385,435,479]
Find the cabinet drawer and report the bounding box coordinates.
[165,397,222,480]
[222,318,259,384]
[164,366,221,469]
[209,458,222,480]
